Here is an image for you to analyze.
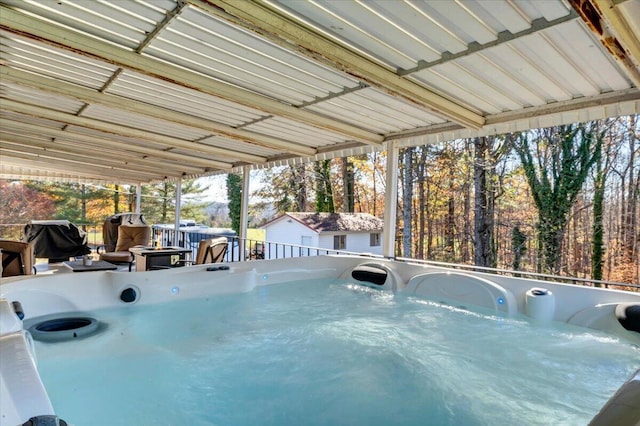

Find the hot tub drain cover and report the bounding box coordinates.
[30,317,99,342]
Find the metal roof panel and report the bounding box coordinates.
[1,0,638,184]
[1,0,170,48]
[544,20,631,92]
[143,5,360,105]
[81,104,210,140]
[1,31,117,90]
[107,71,266,127]
[245,116,348,148]
[513,0,570,21]
[2,82,85,113]
[306,88,445,133]
[198,135,280,158]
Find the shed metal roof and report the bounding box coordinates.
[1,0,639,184]
[264,212,384,233]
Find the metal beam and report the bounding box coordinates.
[398,11,580,75]
[240,165,251,261]
[0,68,318,156]
[384,88,640,141]
[0,169,116,184]
[0,134,204,176]
[484,88,640,125]
[174,177,182,241]
[382,141,399,258]
[0,5,383,146]
[0,151,159,183]
[0,143,165,180]
[1,99,266,164]
[1,120,233,170]
[398,10,578,75]
[0,163,143,184]
[0,158,126,182]
[190,0,485,129]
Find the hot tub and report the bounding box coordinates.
[1,256,638,425]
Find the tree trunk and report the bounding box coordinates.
[402,147,414,257]
[342,157,355,212]
[372,152,378,216]
[161,182,170,223]
[473,137,497,268]
[81,184,87,225]
[425,176,433,259]
[621,115,639,282]
[445,196,455,261]
[293,164,308,211]
[592,155,605,283]
[417,148,427,259]
[114,184,120,214]
[314,160,334,213]
[512,226,527,271]
[462,141,472,263]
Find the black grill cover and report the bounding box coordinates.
[24,220,91,262]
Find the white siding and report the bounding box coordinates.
[319,232,383,255]
[263,219,383,258]
[263,218,318,259]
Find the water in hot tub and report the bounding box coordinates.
[34,279,638,425]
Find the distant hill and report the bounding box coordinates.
[206,202,230,227]
[205,201,277,227]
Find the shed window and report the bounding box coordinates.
[370,233,380,247]
[333,235,346,250]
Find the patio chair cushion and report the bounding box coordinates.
[1,239,35,277]
[114,226,151,252]
[99,225,151,270]
[99,251,134,264]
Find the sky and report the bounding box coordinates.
[197,171,265,204]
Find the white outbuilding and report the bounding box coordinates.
[261,212,384,258]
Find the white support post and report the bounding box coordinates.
[174,178,182,247]
[135,184,141,213]
[383,141,399,258]
[239,165,250,261]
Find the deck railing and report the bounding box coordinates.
[153,226,637,292]
[2,223,637,291]
[151,226,381,263]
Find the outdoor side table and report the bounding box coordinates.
[129,246,192,272]
[63,260,118,272]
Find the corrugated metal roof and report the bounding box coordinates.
[1,0,639,184]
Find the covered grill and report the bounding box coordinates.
[23,220,91,262]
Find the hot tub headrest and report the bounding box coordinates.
[615,303,640,333]
[351,265,388,286]
[345,263,402,292]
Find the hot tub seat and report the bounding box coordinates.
[403,272,516,316]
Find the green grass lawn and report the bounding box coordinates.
[247,228,265,241]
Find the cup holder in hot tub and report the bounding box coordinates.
[29,316,99,342]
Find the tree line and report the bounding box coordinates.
[0,179,210,238]
[241,116,638,284]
